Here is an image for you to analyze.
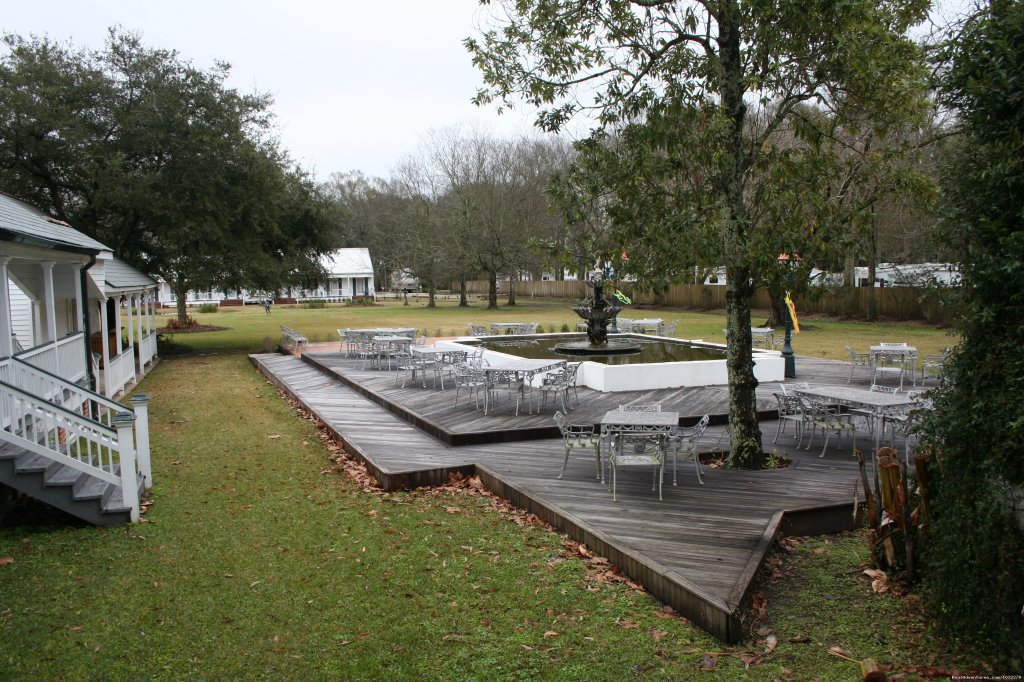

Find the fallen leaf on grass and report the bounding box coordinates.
[268,434,281,440]
[0,557,13,566]
[701,654,718,671]
[445,506,461,514]
[789,635,811,644]
[650,628,668,642]
[828,646,857,662]
[543,631,559,638]
[763,635,778,654]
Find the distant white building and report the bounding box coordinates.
[853,263,959,288]
[156,248,376,306]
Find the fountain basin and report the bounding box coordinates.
[443,334,785,392]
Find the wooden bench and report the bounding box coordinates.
[279,325,308,354]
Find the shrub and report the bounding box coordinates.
[197,303,218,314]
[345,297,374,307]
[561,323,571,333]
[302,299,327,309]
[165,316,199,330]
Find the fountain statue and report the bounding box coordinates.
[554,264,641,357]
[573,267,621,346]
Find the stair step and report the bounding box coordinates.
[73,474,108,501]
[14,452,52,474]
[44,463,83,487]
[0,441,24,460]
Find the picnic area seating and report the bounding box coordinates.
[771,393,804,445]
[280,325,308,353]
[667,414,709,486]
[845,345,871,382]
[609,432,667,501]
[919,347,951,384]
[552,411,600,480]
[799,396,858,457]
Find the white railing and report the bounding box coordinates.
[139,332,157,368]
[104,349,136,399]
[0,379,141,521]
[0,356,151,492]
[13,332,88,384]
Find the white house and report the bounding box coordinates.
[156,247,376,306]
[1,191,155,524]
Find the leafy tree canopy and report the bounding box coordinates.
[0,29,340,319]
[468,0,930,467]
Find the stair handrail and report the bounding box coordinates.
[0,378,140,521]
[3,357,151,490]
[6,356,126,424]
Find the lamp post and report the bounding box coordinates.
[778,254,797,378]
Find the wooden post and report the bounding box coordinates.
[113,410,139,522]
[128,393,152,492]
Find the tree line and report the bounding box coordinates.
[0,29,342,323]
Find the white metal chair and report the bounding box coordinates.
[452,363,487,410]
[845,346,871,383]
[659,320,678,337]
[919,347,951,384]
[800,396,858,457]
[552,411,600,480]
[771,393,804,445]
[609,432,667,501]
[667,414,709,485]
[536,363,580,413]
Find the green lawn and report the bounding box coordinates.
[0,301,982,679]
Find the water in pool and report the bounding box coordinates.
[477,336,728,366]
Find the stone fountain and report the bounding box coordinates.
[554,267,641,356]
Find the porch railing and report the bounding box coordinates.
[0,378,142,521]
[139,332,157,368]
[0,356,151,493]
[13,332,88,384]
[104,348,137,399]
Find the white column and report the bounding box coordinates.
[0,256,12,357]
[99,298,111,397]
[125,293,136,380]
[114,295,123,358]
[41,261,59,374]
[135,292,145,372]
[41,261,57,344]
[113,411,140,522]
[73,263,86,333]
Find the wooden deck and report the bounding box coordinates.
[251,348,873,642]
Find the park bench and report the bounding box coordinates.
[279,325,308,354]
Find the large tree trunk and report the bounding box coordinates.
[458,277,469,307]
[506,273,517,306]
[725,271,765,469]
[720,3,764,469]
[427,282,436,308]
[173,281,190,325]
[487,271,498,309]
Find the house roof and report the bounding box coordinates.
[0,192,110,254]
[103,257,156,291]
[321,248,373,276]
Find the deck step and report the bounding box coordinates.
[45,463,83,487]
[14,452,52,474]
[72,474,108,501]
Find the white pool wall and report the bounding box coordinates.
[440,335,785,392]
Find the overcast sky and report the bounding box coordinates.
[1,0,541,182]
[3,1,972,184]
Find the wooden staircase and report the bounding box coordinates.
[0,356,151,525]
[0,442,143,525]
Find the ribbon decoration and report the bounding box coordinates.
[784,292,800,333]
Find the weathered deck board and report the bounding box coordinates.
[251,350,868,642]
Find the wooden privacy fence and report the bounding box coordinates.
[459,280,953,323]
